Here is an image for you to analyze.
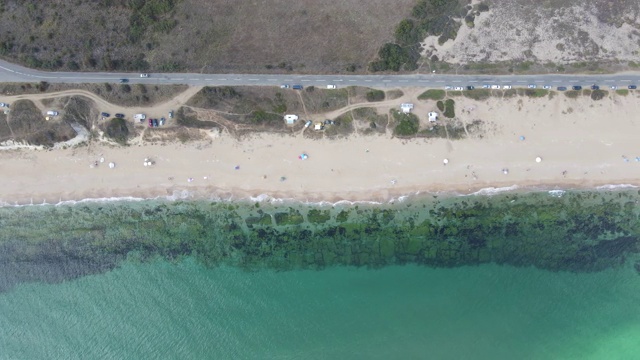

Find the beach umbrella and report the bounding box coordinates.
[443,159,449,165]
[108,162,115,169]
[520,136,525,141]
[536,157,542,163]
[502,168,509,175]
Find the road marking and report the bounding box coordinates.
[205,78,213,81]
[452,80,461,83]
[418,80,427,82]
[334,79,343,82]
[218,78,227,80]
[189,78,199,80]
[174,78,184,80]
[399,80,408,82]
[468,80,478,83]
[267,79,277,81]
[233,78,241,80]
[604,80,614,82]
[301,79,311,82]
[436,80,444,83]
[348,80,356,82]
[316,79,326,82]
[365,80,372,82]
[248,78,259,81]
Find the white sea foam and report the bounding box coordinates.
[469,185,520,196]
[596,184,639,190]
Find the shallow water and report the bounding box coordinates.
[1,260,639,360]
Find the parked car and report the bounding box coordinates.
[611,85,618,90]
[304,120,312,128]
[159,117,165,126]
[557,87,567,91]
[0,102,9,107]
[628,85,637,90]
[466,85,475,90]
[115,113,125,118]
[527,84,537,89]
[491,85,500,89]
[445,85,453,90]
[119,79,129,83]
[324,119,335,125]
[169,110,174,118]
[326,84,337,89]
[591,85,600,90]
[140,73,149,78]
[148,118,153,127]
[292,85,303,90]
[101,112,110,117]
[482,84,491,89]
[454,86,464,91]
[543,85,551,89]
[46,110,59,116]
[153,119,158,127]
[280,84,290,89]
[572,85,582,91]
[503,85,512,89]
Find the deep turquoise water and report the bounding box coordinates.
[1,260,639,359]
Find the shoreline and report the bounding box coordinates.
[1,182,638,209]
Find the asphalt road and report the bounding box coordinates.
[1,59,639,89]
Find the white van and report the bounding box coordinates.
[327,84,337,89]
[134,113,146,120]
[46,110,59,116]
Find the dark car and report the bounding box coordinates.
[152,118,158,127]
[323,119,335,125]
[168,110,174,118]
[292,85,303,90]
[119,79,129,83]
[101,112,110,117]
[466,85,475,90]
[115,113,125,118]
[572,85,582,91]
[629,85,637,90]
[557,86,567,91]
[148,118,153,127]
[591,85,599,90]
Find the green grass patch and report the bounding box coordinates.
[524,89,549,98]
[463,89,491,100]
[616,89,629,96]
[448,91,463,97]
[436,100,445,111]
[443,99,456,118]
[418,89,446,100]
[590,89,608,100]
[105,118,130,145]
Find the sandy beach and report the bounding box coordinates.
[1,90,640,205]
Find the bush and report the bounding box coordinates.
[464,89,491,100]
[105,118,129,145]
[524,89,549,98]
[366,90,385,102]
[392,111,419,136]
[436,100,445,111]
[418,89,446,100]
[564,90,580,99]
[615,89,629,96]
[443,99,455,118]
[590,89,607,100]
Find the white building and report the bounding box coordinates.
[284,114,299,125]
[401,103,414,113]
[428,112,438,122]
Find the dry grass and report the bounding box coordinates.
[0,99,76,146]
[0,83,188,107]
[0,0,414,74]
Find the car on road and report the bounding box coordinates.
[466,86,475,90]
[149,118,153,127]
[611,85,618,90]
[572,85,582,91]
[280,84,289,89]
[543,85,551,89]
[445,85,452,90]
[0,102,9,107]
[503,85,512,89]
[454,86,464,91]
[169,110,174,118]
[159,117,165,126]
[153,119,158,127]
[557,87,567,91]
[482,84,491,89]
[491,85,500,89]
[591,85,600,90]
[115,113,125,118]
[101,112,110,117]
[628,85,637,90]
[292,85,303,90]
[140,73,149,78]
[527,84,537,89]
[326,84,337,89]
[119,79,128,83]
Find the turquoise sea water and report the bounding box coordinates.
[1,260,640,359]
[1,190,640,359]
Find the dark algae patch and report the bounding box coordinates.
[1,190,640,292]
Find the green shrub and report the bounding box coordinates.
[392,110,419,136]
[524,89,549,98]
[436,100,445,111]
[615,89,628,96]
[105,118,129,145]
[564,90,580,99]
[464,89,491,100]
[443,99,455,118]
[590,89,607,100]
[418,89,446,100]
[366,89,385,102]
